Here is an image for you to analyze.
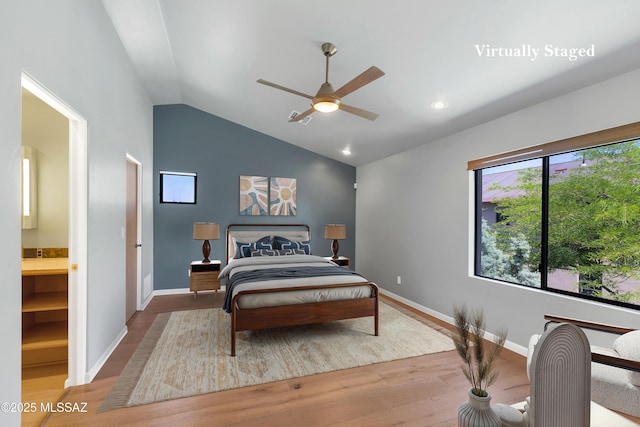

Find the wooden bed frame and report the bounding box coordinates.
[225,223,379,356]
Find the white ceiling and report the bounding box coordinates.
[102,0,640,167]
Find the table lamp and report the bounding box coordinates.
[325,224,346,259]
[193,222,219,263]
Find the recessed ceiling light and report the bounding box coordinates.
[342,148,352,155]
[430,99,448,110]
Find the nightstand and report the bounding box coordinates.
[324,256,350,269]
[189,260,221,298]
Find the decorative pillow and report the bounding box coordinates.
[613,330,640,386]
[274,236,311,254]
[251,248,306,257]
[273,235,292,249]
[235,236,273,258]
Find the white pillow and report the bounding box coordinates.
[613,330,640,386]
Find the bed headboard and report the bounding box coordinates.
[226,223,311,263]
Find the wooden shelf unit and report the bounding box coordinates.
[22,292,68,312]
[22,258,69,367]
[22,321,68,351]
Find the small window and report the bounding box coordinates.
[159,171,197,204]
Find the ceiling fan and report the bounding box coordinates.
[257,42,385,122]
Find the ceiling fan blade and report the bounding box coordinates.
[334,66,385,99]
[257,79,314,100]
[288,107,315,123]
[340,103,380,121]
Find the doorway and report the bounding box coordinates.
[21,73,88,389]
[125,155,142,322]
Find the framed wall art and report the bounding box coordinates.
[270,177,297,216]
[239,175,268,215]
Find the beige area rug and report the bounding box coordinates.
[99,301,455,411]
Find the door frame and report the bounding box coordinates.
[126,154,143,313]
[21,73,88,387]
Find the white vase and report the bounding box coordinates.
[458,388,501,427]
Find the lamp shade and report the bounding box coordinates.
[325,224,346,240]
[193,222,219,240]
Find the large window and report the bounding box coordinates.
[471,123,640,310]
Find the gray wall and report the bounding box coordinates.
[356,67,640,354]
[153,104,356,290]
[0,3,154,422]
[0,5,22,423]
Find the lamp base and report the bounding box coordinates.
[202,240,211,263]
[331,239,339,259]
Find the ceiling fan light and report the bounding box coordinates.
[313,97,340,113]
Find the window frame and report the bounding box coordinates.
[470,121,640,310]
[468,121,640,171]
[159,170,197,204]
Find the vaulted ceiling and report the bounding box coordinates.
[102,0,640,166]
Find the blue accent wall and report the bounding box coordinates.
[153,104,356,290]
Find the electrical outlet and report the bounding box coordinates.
[397,276,402,285]
[188,269,191,277]
[37,248,43,258]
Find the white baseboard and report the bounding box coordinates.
[140,291,154,311]
[380,288,527,356]
[502,337,527,356]
[380,287,455,324]
[84,325,128,383]
[150,286,227,298]
[152,287,192,296]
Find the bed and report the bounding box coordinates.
[220,223,379,356]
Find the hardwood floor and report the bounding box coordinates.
[22,363,67,427]
[42,293,533,426]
